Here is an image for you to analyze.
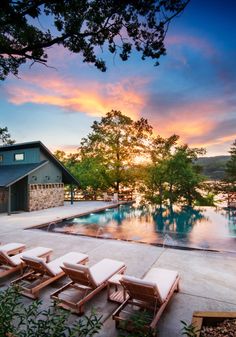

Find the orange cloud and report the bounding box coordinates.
[7,74,146,120]
[197,134,236,149]
[150,98,231,147]
[50,144,79,154]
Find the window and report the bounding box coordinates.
[0,155,3,162]
[14,153,24,161]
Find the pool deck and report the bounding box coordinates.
[0,201,236,336]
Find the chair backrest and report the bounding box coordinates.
[0,250,15,267]
[21,256,55,277]
[62,262,94,288]
[120,276,163,305]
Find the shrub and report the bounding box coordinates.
[0,286,102,337]
[181,320,199,337]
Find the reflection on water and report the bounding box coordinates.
[225,208,236,237]
[153,206,206,233]
[43,205,236,252]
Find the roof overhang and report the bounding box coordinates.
[0,161,48,188]
[0,141,79,186]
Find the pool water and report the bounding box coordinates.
[43,205,236,252]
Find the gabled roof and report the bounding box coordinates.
[0,161,48,187]
[0,141,79,186]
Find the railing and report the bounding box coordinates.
[228,192,236,208]
[64,190,134,202]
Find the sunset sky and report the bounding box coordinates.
[1,0,236,156]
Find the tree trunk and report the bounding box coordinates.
[159,186,163,208]
[115,181,120,194]
[169,183,173,206]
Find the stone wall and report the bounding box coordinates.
[28,183,64,211]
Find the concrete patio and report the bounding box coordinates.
[0,201,235,336]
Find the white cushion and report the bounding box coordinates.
[64,258,125,287]
[21,255,44,264]
[0,250,15,266]
[122,275,161,299]
[64,258,125,286]
[22,252,88,276]
[63,262,90,281]
[21,255,49,271]
[11,246,52,266]
[90,258,125,286]
[58,252,88,265]
[0,243,26,253]
[63,262,89,272]
[122,275,158,290]
[47,252,88,275]
[143,268,179,301]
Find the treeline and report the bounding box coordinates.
[197,156,229,180]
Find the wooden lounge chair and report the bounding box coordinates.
[0,242,26,255]
[0,246,53,278]
[113,267,180,334]
[51,258,126,315]
[103,192,112,201]
[12,252,89,299]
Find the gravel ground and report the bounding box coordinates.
[201,319,236,337]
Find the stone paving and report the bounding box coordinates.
[0,201,235,336]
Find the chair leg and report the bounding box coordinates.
[78,305,84,316]
[176,280,180,292]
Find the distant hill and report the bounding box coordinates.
[196,156,230,180]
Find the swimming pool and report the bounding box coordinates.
[42,205,236,252]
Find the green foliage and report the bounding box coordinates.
[73,157,110,198]
[181,320,199,337]
[54,148,109,198]
[118,310,157,337]
[171,146,205,206]
[54,111,207,206]
[0,1,190,80]
[141,162,169,207]
[54,150,68,166]
[0,285,22,336]
[0,286,102,337]
[141,137,206,207]
[80,110,153,193]
[195,192,215,206]
[225,140,236,183]
[0,126,15,144]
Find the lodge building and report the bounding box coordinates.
[0,141,79,214]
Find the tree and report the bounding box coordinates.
[80,110,153,193]
[74,157,109,199]
[142,137,206,207]
[142,161,169,207]
[54,148,108,198]
[141,135,179,207]
[169,145,205,206]
[225,140,236,183]
[0,126,15,144]
[54,150,67,165]
[0,0,190,80]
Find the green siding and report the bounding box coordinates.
[28,161,62,184]
[11,177,28,211]
[0,148,40,165]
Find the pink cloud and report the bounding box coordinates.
[149,98,234,149]
[166,34,216,57]
[6,74,147,120]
